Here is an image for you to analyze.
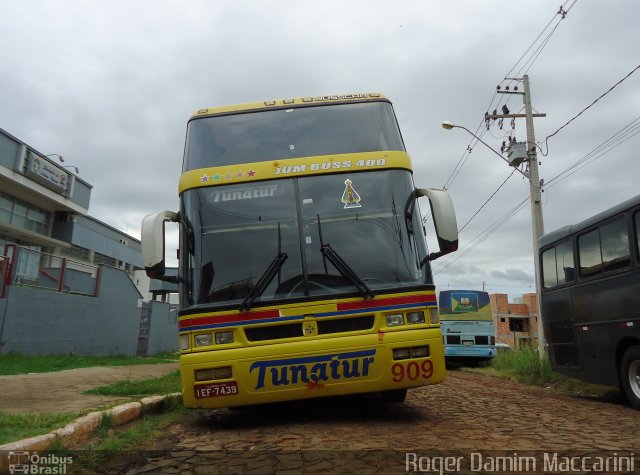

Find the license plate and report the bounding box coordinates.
[462,340,474,346]
[194,381,238,399]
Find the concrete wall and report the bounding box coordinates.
[52,216,143,268]
[146,301,179,355]
[0,266,178,356]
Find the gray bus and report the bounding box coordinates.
[538,194,640,409]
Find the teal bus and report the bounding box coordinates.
[438,290,496,364]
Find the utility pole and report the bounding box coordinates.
[487,74,546,357]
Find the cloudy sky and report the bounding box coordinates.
[1,0,638,298]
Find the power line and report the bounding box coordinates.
[503,0,576,81]
[541,63,640,155]
[545,116,640,187]
[506,0,577,82]
[433,196,529,276]
[443,1,576,191]
[499,1,576,120]
[434,116,640,278]
[458,168,517,233]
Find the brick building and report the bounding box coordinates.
[490,293,539,349]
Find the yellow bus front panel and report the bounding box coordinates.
[180,325,444,409]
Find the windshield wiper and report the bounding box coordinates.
[320,244,374,299]
[315,214,374,299]
[239,253,288,312]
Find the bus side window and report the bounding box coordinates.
[542,248,558,288]
[634,211,640,261]
[556,241,575,284]
[600,218,630,272]
[542,240,575,289]
[578,217,630,279]
[578,229,602,278]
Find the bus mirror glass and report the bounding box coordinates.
[415,188,459,260]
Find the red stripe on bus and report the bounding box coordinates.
[179,309,279,330]
[337,294,435,311]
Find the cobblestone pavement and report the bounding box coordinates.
[0,363,179,414]
[79,371,640,474]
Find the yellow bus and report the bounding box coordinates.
[141,93,458,408]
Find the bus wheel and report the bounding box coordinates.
[620,346,640,409]
[381,388,407,403]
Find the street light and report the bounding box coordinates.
[45,153,64,162]
[62,165,79,174]
[442,119,546,358]
[441,121,529,178]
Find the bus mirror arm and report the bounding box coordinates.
[141,210,178,279]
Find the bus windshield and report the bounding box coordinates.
[183,102,405,171]
[181,169,429,308]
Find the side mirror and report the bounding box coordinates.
[413,188,458,261]
[141,210,178,280]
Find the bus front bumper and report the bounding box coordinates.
[179,328,445,409]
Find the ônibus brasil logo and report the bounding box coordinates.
[8,451,73,474]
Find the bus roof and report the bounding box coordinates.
[538,193,640,249]
[190,93,388,119]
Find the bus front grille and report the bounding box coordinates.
[244,315,375,342]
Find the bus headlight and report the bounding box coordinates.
[429,308,439,324]
[195,366,233,381]
[179,334,190,350]
[411,346,430,358]
[194,333,213,347]
[393,348,411,360]
[386,314,404,326]
[215,331,234,344]
[406,311,425,324]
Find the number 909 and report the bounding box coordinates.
[391,360,434,382]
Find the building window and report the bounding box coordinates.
[500,318,506,322]
[0,191,51,236]
[509,319,529,332]
[0,194,12,224]
[61,245,91,262]
[93,252,117,267]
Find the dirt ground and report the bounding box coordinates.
[0,363,179,414]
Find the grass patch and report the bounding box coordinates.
[0,412,79,445]
[85,370,181,398]
[463,346,619,399]
[94,402,184,451]
[490,346,561,385]
[0,353,178,375]
[69,404,185,471]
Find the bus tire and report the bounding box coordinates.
[381,388,407,403]
[619,346,640,410]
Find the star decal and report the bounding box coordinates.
[236,171,244,178]
[247,170,256,177]
[200,174,209,183]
